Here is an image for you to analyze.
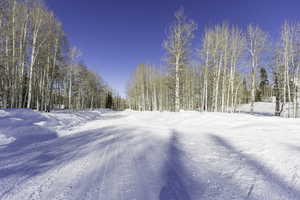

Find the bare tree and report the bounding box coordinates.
[278,22,300,117]
[68,47,81,110]
[163,8,196,112]
[246,25,267,113]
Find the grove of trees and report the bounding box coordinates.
[0,0,127,111]
[127,9,300,118]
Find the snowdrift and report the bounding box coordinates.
[0,109,110,148]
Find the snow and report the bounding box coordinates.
[238,102,276,116]
[0,135,15,146]
[0,103,300,199]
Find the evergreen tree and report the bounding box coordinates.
[105,91,113,109]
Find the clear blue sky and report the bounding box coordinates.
[45,0,300,96]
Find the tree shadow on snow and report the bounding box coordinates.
[209,134,300,199]
[159,131,205,200]
[159,132,264,200]
[0,126,135,177]
[238,111,274,117]
[0,119,138,198]
[284,144,300,152]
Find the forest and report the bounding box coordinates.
[127,9,300,118]
[1,0,299,118]
[0,0,127,111]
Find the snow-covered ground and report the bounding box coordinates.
[0,103,300,200]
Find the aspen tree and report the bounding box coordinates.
[246,25,267,113]
[163,8,196,111]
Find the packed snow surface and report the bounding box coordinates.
[0,103,300,200]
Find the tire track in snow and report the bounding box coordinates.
[97,131,146,200]
[80,131,131,200]
[97,141,114,199]
[75,142,111,200]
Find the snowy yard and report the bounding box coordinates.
[0,104,300,200]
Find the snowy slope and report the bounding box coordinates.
[0,105,300,200]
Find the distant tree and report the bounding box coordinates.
[257,67,270,100]
[105,91,113,109]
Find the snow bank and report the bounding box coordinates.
[40,109,112,136]
[0,110,9,117]
[0,134,15,146]
[0,109,111,149]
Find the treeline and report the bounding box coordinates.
[0,0,126,111]
[127,9,299,118]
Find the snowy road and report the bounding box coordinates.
[1,108,300,200]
